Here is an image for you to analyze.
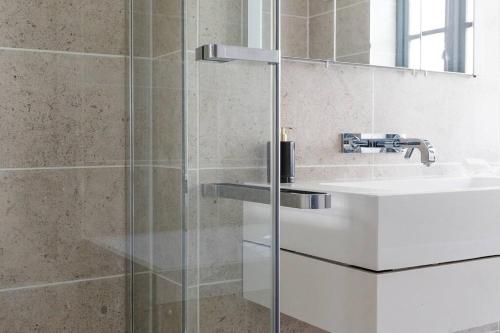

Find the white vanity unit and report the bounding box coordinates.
[243,177,500,333]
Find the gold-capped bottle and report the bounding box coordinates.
[267,127,296,184]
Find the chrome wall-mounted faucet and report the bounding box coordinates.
[341,133,436,167]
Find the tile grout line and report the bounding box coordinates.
[333,0,337,58]
[240,0,244,46]
[281,13,308,19]
[0,274,126,293]
[337,49,371,58]
[152,49,182,61]
[308,9,334,19]
[152,271,182,287]
[0,165,126,172]
[193,166,267,170]
[307,0,310,58]
[144,161,468,172]
[371,68,376,178]
[336,0,369,11]
[198,278,242,287]
[0,46,126,58]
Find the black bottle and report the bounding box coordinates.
[267,127,296,184]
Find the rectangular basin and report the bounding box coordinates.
[244,177,500,271]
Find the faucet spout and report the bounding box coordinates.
[399,138,436,167]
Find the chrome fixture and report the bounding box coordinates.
[195,44,280,64]
[341,133,436,167]
[342,133,403,154]
[399,138,437,167]
[202,183,331,209]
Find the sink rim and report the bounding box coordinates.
[284,176,500,197]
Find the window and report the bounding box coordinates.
[396,0,474,73]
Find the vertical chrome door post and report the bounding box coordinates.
[272,0,281,331]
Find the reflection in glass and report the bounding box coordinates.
[328,0,475,74]
[465,25,474,73]
[421,0,446,31]
[397,0,474,73]
[421,32,446,72]
[408,0,422,35]
[408,38,421,69]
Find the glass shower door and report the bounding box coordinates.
[130,0,280,331]
[188,0,280,331]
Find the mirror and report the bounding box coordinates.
[281,0,475,74]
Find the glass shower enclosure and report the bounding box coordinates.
[4,0,500,332]
[130,0,281,331]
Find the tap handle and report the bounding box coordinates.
[404,147,414,159]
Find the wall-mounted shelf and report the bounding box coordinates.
[202,183,331,209]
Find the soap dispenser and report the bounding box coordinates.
[280,127,296,183]
[267,127,296,184]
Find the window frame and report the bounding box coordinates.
[396,0,473,73]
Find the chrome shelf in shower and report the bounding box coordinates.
[201,183,331,210]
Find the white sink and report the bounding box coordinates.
[320,176,500,195]
[244,176,500,271]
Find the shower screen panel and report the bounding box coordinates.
[130,0,281,331]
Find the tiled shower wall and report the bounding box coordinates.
[282,0,335,59]
[131,0,185,331]
[0,0,129,331]
[281,0,394,64]
[335,0,370,63]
